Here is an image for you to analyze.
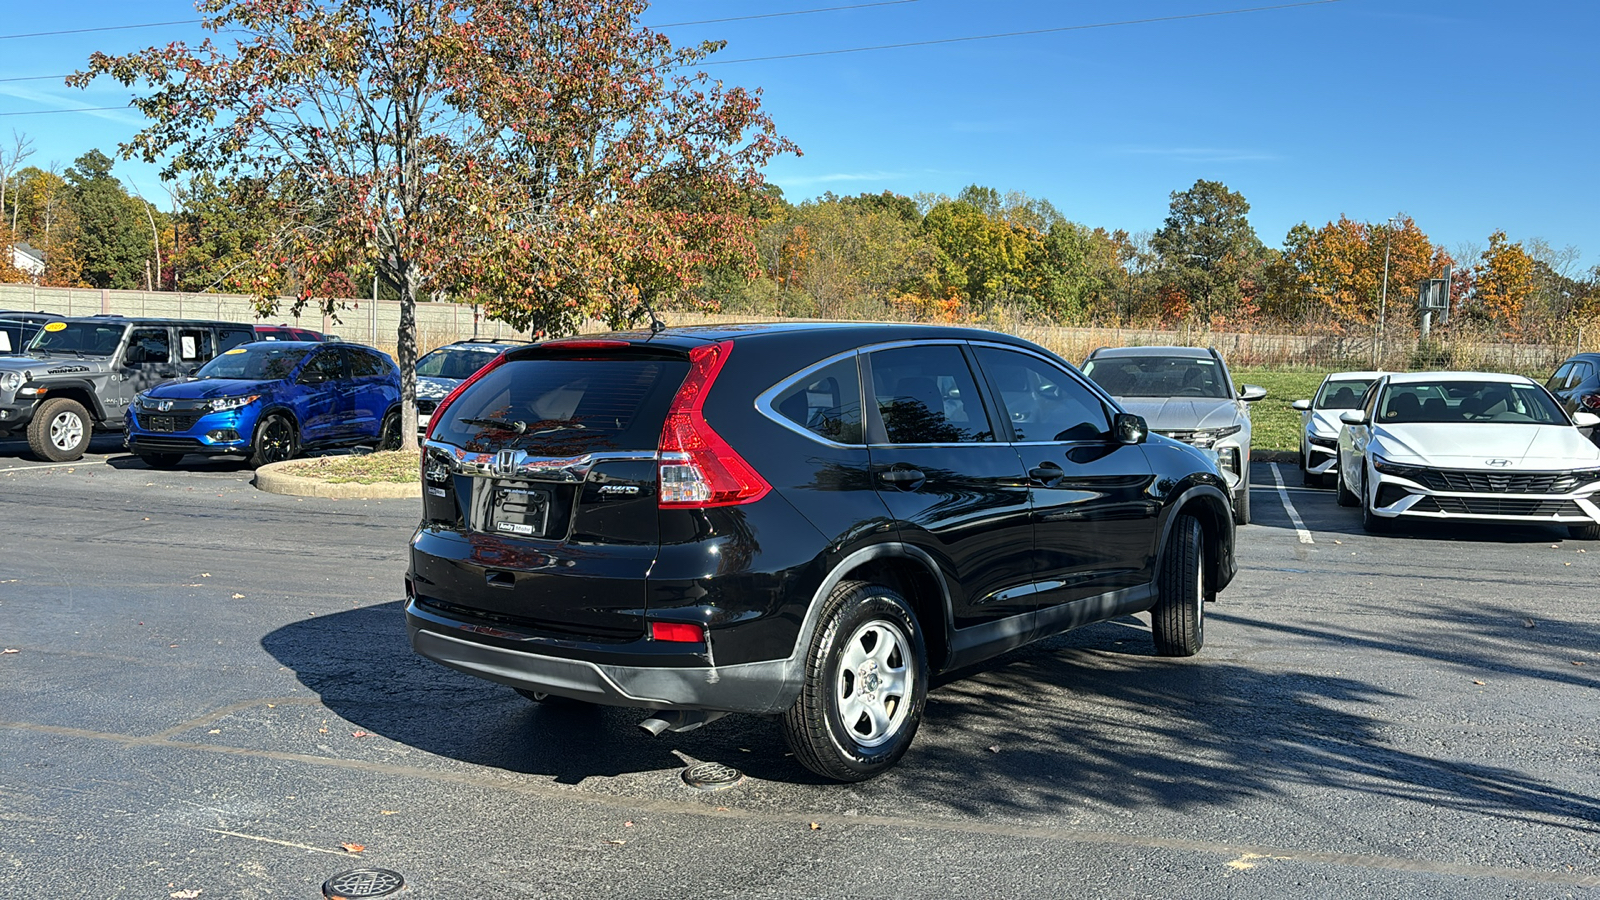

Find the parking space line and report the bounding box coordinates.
[0,460,99,473]
[1269,462,1314,544]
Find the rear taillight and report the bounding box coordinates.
[649,621,706,643]
[658,340,771,508]
[423,352,511,442]
[1581,394,1600,411]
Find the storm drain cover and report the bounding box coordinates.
[682,761,744,791]
[322,867,405,898]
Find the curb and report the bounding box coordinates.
[253,461,421,500]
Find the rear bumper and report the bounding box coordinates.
[405,598,800,715]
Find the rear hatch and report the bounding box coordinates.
[413,343,690,640]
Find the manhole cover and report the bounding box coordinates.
[682,761,744,791]
[322,867,405,899]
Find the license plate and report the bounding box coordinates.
[488,484,550,538]
[150,416,175,433]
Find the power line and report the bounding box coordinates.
[701,0,1342,65]
[0,0,1341,117]
[0,1,916,44]
[654,1,919,29]
[0,20,201,41]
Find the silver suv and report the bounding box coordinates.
[1081,346,1265,523]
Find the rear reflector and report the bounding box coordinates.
[650,621,705,643]
[658,341,771,508]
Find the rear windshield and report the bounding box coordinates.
[436,357,689,454]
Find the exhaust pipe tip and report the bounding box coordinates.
[638,716,672,737]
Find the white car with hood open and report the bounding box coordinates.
[1336,371,1600,537]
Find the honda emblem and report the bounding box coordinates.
[157,400,173,412]
[491,449,518,478]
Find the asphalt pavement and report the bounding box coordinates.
[2,440,1598,899]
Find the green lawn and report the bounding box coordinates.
[1234,368,1327,454]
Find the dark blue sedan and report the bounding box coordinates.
[126,341,402,468]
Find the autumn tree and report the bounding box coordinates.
[1149,179,1265,326]
[11,167,87,287]
[1473,230,1536,329]
[75,0,794,446]
[1274,215,1452,330]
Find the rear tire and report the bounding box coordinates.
[136,452,184,469]
[781,580,928,782]
[27,397,91,462]
[248,413,298,469]
[1568,523,1600,540]
[378,409,402,451]
[1152,514,1205,657]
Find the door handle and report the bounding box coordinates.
[878,466,926,491]
[1028,462,1065,487]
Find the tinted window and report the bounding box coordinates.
[198,345,312,380]
[1082,355,1230,399]
[1378,380,1566,425]
[347,348,388,378]
[1314,378,1377,410]
[219,328,255,352]
[1547,363,1574,391]
[772,356,863,445]
[438,357,689,454]
[1572,362,1595,389]
[127,328,171,365]
[975,346,1108,442]
[868,344,994,444]
[302,349,345,382]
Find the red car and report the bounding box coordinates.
[253,324,334,342]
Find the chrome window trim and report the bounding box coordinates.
[752,347,865,450]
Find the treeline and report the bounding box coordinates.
[5,144,1596,345]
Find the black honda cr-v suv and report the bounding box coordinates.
[405,323,1237,781]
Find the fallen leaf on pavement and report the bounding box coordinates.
[351,731,370,738]
[988,745,1001,753]
[1574,661,1588,667]
[1523,619,1536,628]
[207,729,220,735]
[604,839,627,845]
[809,823,821,830]
[1473,680,1485,685]
[231,593,245,599]
[381,810,397,815]
[624,821,633,827]
[1,649,17,655]
[340,843,365,853]
[169,891,201,899]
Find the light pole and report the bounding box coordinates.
[1376,216,1401,366]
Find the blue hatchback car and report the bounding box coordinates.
[126,341,402,468]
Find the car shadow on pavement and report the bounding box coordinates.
[264,599,1600,826]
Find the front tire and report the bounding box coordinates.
[1232,473,1251,525]
[27,397,91,462]
[1569,523,1600,540]
[781,581,928,782]
[1335,456,1359,507]
[248,413,299,469]
[1361,471,1391,534]
[1152,514,1205,656]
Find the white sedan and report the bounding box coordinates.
[1336,372,1600,537]
[1291,370,1383,486]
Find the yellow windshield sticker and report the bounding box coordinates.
[224,347,248,355]
[43,321,67,332]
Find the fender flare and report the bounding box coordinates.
[1155,481,1236,595]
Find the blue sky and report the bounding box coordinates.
[3,0,1597,270]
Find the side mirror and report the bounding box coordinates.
[1114,412,1148,445]
[1238,384,1267,402]
[1574,411,1600,428]
[1340,410,1368,426]
[123,347,145,366]
[1290,399,1311,411]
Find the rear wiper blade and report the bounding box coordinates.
[459,416,526,434]
[530,422,586,436]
